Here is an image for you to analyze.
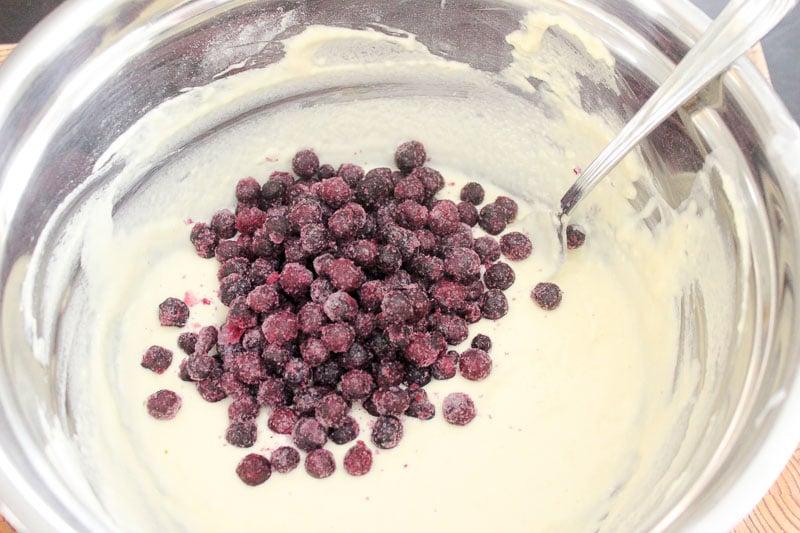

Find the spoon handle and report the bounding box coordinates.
[559,0,797,215]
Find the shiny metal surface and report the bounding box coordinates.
[0,1,799,532]
[560,0,797,216]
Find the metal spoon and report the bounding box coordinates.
[548,0,796,263]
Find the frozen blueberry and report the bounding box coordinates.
[293,417,328,451]
[219,372,249,399]
[235,206,268,236]
[245,284,279,314]
[261,179,287,205]
[297,303,328,335]
[313,253,336,277]
[256,376,289,408]
[566,224,586,249]
[210,209,237,239]
[414,229,435,254]
[213,239,244,262]
[356,281,385,313]
[220,273,253,307]
[381,291,414,324]
[320,323,355,353]
[279,262,314,299]
[328,416,360,445]
[261,311,299,344]
[292,386,330,416]
[337,163,365,188]
[459,348,492,381]
[457,201,479,227]
[344,441,373,476]
[341,343,372,369]
[395,140,427,173]
[218,257,250,281]
[315,393,350,429]
[532,282,563,310]
[141,345,173,374]
[405,385,435,420]
[305,448,336,479]
[263,213,290,244]
[374,360,405,388]
[394,176,426,204]
[432,350,459,380]
[371,416,403,449]
[232,352,266,384]
[317,176,353,208]
[300,223,331,255]
[146,389,181,420]
[460,182,485,205]
[340,369,375,401]
[471,334,492,351]
[318,164,336,180]
[342,239,378,268]
[483,262,515,290]
[495,196,518,223]
[442,392,476,425]
[327,258,365,292]
[371,386,410,417]
[380,224,420,261]
[267,406,298,435]
[443,247,481,283]
[270,446,301,473]
[427,200,460,236]
[409,254,443,282]
[431,313,469,345]
[195,325,219,355]
[480,289,508,320]
[197,377,227,403]
[355,169,393,208]
[430,280,467,312]
[226,297,258,330]
[241,327,266,353]
[177,332,198,355]
[310,277,336,305]
[394,199,429,230]
[375,244,402,275]
[313,360,342,388]
[158,297,189,327]
[478,203,507,235]
[292,149,320,178]
[328,203,367,240]
[500,232,532,260]
[404,332,445,368]
[236,177,262,203]
[287,198,323,232]
[236,453,272,486]
[323,291,358,322]
[226,421,257,448]
[262,342,291,365]
[190,222,218,258]
[439,223,474,251]
[229,396,260,423]
[409,167,444,196]
[283,358,312,389]
[186,354,216,381]
[473,236,501,263]
[301,337,331,367]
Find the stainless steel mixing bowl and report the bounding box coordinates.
[1,0,799,531]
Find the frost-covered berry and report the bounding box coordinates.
[442,392,476,425]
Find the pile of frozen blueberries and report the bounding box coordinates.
[142,141,577,485]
